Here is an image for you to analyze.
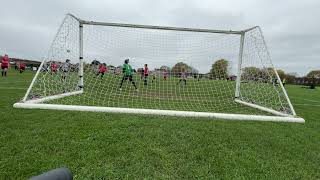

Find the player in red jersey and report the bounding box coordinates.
[143,64,149,86]
[19,63,26,73]
[1,54,9,77]
[96,63,107,79]
[51,61,58,73]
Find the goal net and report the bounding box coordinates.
[14,14,304,123]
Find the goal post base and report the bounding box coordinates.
[235,99,291,117]
[22,90,83,104]
[13,103,305,123]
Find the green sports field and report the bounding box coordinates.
[0,70,319,179]
[29,69,288,116]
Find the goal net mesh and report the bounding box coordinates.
[24,14,293,116]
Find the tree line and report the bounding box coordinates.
[207,59,319,87]
[89,59,319,87]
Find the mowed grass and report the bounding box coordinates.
[0,70,319,179]
[33,70,283,115]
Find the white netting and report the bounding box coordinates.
[24,14,293,116]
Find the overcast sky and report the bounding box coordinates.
[0,0,319,76]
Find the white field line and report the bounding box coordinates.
[294,103,320,107]
[291,97,320,103]
[0,81,30,84]
[0,87,27,90]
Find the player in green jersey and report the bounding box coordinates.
[119,59,138,91]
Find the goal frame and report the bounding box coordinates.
[13,13,304,123]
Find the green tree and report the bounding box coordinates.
[307,70,320,78]
[160,65,170,71]
[276,69,286,80]
[241,67,261,80]
[260,68,285,81]
[285,72,298,84]
[210,59,229,79]
[171,62,192,76]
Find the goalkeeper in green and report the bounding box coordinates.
[119,59,138,91]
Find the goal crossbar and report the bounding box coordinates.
[68,13,249,35]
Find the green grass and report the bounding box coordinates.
[0,70,319,179]
[31,70,287,115]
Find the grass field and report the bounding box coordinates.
[30,69,288,116]
[0,70,319,179]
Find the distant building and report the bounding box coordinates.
[228,75,237,81]
[294,77,320,86]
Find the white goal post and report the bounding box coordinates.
[14,13,304,123]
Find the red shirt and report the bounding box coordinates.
[20,63,26,68]
[51,63,58,71]
[99,64,107,73]
[144,67,149,75]
[1,55,9,66]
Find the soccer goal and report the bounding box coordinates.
[14,13,304,123]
